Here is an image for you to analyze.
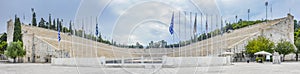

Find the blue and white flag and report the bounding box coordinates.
[95,23,99,36]
[169,12,174,35]
[58,22,61,42]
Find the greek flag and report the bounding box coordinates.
[169,12,174,35]
[58,23,61,42]
[95,23,99,36]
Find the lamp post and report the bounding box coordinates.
[270,4,272,20]
[248,9,250,22]
[265,1,268,21]
[248,9,250,26]
[235,15,238,23]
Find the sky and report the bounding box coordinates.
[0,0,299,46]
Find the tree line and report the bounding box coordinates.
[197,19,265,42]
[28,8,114,46]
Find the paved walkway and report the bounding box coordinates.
[0,62,300,74]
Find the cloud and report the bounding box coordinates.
[111,1,174,45]
[216,0,264,21]
[75,0,300,46]
[75,0,111,31]
[216,0,300,22]
[108,0,221,46]
[127,20,170,45]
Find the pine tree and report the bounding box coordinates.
[45,22,49,29]
[38,18,45,28]
[48,14,52,29]
[69,20,73,34]
[31,8,37,26]
[13,15,22,42]
[56,18,59,30]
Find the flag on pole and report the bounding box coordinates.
[193,13,197,34]
[205,16,208,35]
[95,18,99,36]
[58,21,61,42]
[169,12,174,35]
[95,24,98,36]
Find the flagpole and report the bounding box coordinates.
[220,16,221,55]
[58,42,62,58]
[89,17,91,57]
[190,12,192,57]
[211,15,213,56]
[72,21,80,73]
[58,18,61,58]
[169,11,175,57]
[225,20,228,54]
[59,33,61,58]
[173,11,175,57]
[220,16,223,55]
[195,12,198,57]
[215,15,217,56]
[173,34,175,57]
[200,13,202,56]
[62,19,64,58]
[221,16,223,55]
[184,11,187,57]
[194,12,198,56]
[60,19,61,58]
[219,15,220,55]
[223,20,226,54]
[96,33,98,58]
[218,15,220,56]
[90,16,93,57]
[96,17,98,58]
[206,15,208,56]
[71,21,74,60]
[178,11,181,57]
[82,18,84,57]
[216,15,218,56]
[85,17,88,57]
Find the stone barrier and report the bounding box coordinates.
[162,56,229,67]
[52,56,229,68]
[51,57,105,67]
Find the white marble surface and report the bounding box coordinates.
[1,62,300,74]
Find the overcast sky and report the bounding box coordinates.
[0,0,299,46]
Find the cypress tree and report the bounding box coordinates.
[31,8,37,26]
[48,14,52,29]
[13,15,22,42]
[69,20,72,34]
